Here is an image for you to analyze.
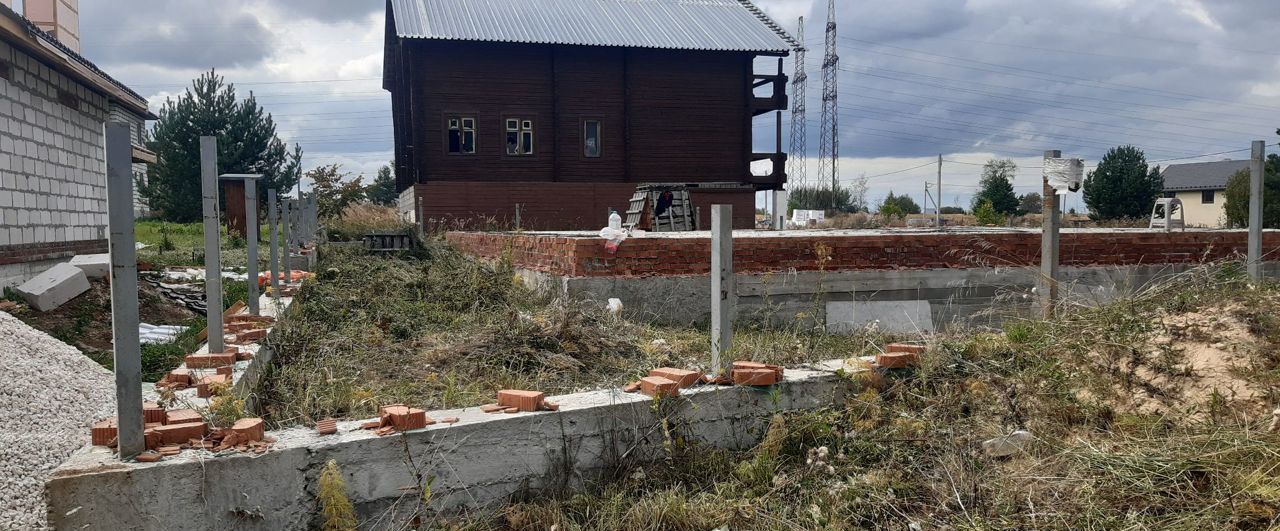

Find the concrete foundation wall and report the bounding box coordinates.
[522,262,1280,331]
[47,363,855,530]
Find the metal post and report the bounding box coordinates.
[936,154,943,228]
[106,123,143,460]
[245,178,260,315]
[268,189,280,303]
[200,137,224,353]
[710,205,735,375]
[1040,150,1061,319]
[282,199,292,280]
[1249,140,1266,281]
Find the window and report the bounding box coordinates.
[1201,190,1215,204]
[583,120,601,158]
[447,117,475,154]
[506,118,534,155]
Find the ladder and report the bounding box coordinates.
[624,185,696,232]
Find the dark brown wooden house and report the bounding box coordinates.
[383,0,795,229]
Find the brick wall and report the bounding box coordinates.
[0,36,111,262]
[0,238,105,266]
[416,182,756,231]
[447,230,1280,278]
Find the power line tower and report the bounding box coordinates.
[817,0,839,207]
[787,17,807,188]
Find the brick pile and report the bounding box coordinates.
[876,343,926,369]
[448,230,1280,278]
[92,409,277,461]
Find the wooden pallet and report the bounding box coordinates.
[624,186,695,232]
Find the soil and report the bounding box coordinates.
[7,280,196,354]
[1106,303,1271,419]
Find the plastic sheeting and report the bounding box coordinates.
[1043,158,1085,195]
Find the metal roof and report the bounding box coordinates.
[389,0,796,53]
[1161,159,1251,192]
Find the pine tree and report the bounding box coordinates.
[972,159,1019,215]
[366,164,398,206]
[1083,145,1161,220]
[142,70,302,222]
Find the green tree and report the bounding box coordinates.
[1223,158,1280,228]
[365,164,398,206]
[940,206,966,215]
[142,70,302,222]
[788,184,855,214]
[1083,145,1162,220]
[972,159,1019,215]
[309,165,367,219]
[879,191,922,215]
[1017,192,1042,215]
[973,200,1005,226]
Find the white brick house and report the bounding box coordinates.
[0,0,155,288]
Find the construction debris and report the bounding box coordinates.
[14,262,91,311]
[316,419,338,435]
[875,343,926,369]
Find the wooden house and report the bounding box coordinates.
[383,0,795,229]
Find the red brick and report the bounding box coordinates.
[196,374,232,398]
[185,352,236,369]
[166,409,203,425]
[230,418,265,442]
[732,368,780,386]
[622,381,641,393]
[732,361,783,379]
[379,405,429,431]
[639,376,679,398]
[648,368,702,388]
[234,329,269,343]
[134,451,163,463]
[497,390,545,412]
[316,419,338,435]
[886,343,926,354]
[155,422,207,445]
[360,420,381,430]
[91,419,117,446]
[143,402,166,424]
[479,404,505,413]
[876,352,918,369]
[441,417,460,424]
[216,366,233,377]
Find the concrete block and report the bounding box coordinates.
[68,253,110,279]
[14,262,89,311]
[826,300,935,334]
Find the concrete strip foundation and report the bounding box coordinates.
[518,262,1280,332]
[48,360,859,530]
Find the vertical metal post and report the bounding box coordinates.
[710,204,734,374]
[1249,140,1266,281]
[282,199,292,280]
[201,137,224,353]
[245,178,260,315]
[936,154,943,228]
[1040,150,1061,319]
[268,189,280,303]
[106,123,143,460]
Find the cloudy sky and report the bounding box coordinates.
[38,0,1280,211]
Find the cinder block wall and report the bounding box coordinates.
[0,38,110,287]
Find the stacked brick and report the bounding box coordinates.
[448,230,1280,278]
[91,404,276,461]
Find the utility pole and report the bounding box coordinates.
[788,17,807,189]
[1040,150,1061,319]
[936,154,943,227]
[817,0,839,209]
[1249,140,1265,281]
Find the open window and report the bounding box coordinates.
[506,118,534,155]
[447,116,476,154]
[583,120,601,158]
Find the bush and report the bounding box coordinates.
[324,204,413,242]
[974,200,1005,226]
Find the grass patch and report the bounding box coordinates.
[426,263,1280,530]
[259,243,879,427]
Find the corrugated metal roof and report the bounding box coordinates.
[1162,160,1250,192]
[389,0,796,53]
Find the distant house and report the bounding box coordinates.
[1161,160,1251,228]
[0,0,156,287]
[382,0,796,230]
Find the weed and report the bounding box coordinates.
[318,460,357,531]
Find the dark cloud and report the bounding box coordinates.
[78,1,274,69]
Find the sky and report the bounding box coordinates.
[43,0,1280,212]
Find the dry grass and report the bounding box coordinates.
[436,263,1280,530]
[257,244,876,427]
[324,203,415,242]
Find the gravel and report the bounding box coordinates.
[0,311,115,531]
